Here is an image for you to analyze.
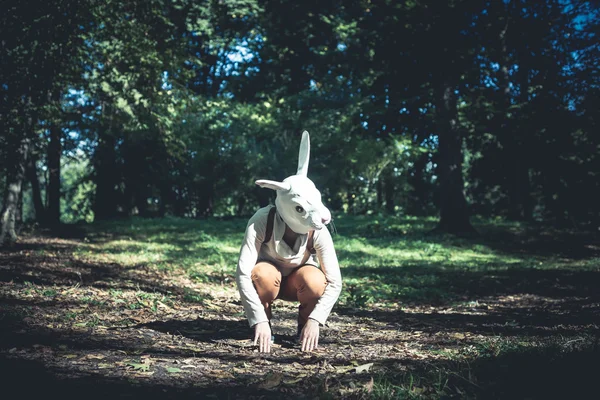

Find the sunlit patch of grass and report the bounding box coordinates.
[73,215,597,311]
[74,217,243,277]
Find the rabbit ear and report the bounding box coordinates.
[296,131,310,176]
[255,179,291,192]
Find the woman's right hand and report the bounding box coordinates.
[253,321,272,353]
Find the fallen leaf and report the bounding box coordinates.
[126,362,150,372]
[85,354,106,360]
[283,376,305,385]
[355,363,374,373]
[207,370,235,379]
[334,365,355,373]
[166,367,182,373]
[258,372,283,389]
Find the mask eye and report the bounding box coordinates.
[295,206,304,213]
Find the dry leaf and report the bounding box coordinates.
[85,354,106,360]
[355,363,374,373]
[283,376,305,385]
[207,370,235,379]
[335,365,354,373]
[258,372,283,389]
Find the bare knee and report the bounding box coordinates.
[296,266,327,299]
[251,262,281,302]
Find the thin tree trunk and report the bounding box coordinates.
[347,189,355,214]
[26,154,46,222]
[433,83,475,235]
[236,196,246,216]
[410,152,429,215]
[383,170,395,214]
[498,3,532,221]
[93,133,119,220]
[376,177,383,211]
[47,123,62,225]
[158,183,169,218]
[93,102,119,220]
[255,186,270,208]
[517,65,533,221]
[17,183,24,226]
[0,136,30,246]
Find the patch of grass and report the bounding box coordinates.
[2,214,598,399]
[42,289,58,297]
[63,311,79,321]
[71,215,599,310]
[74,217,242,278]
[127,291,174,312]
[183,288,209,304]
[368,336,600,400]
[80,296,106,307]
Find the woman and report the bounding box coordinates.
[236,131,342,353]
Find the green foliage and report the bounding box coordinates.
[61,157,95,223]
[2,0,600,233]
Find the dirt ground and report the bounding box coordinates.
[1,232,599,399]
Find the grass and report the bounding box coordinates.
[1,214,599,399]
[73,214,597,309]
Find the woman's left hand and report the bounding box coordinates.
[300,319,320,352]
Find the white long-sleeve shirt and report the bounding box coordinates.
[236,205,342,327]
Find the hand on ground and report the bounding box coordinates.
[300,319,320,352]
[253,321,272,353]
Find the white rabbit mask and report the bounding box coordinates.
[256,131,332,235]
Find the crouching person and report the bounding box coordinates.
[235,131,342,353]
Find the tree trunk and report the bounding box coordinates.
[517,64,533,221]
[26,154,46,222]
[47,124,62,225]
[93,133,119,220]
[498,4,532,221]
[347,189,355,214]
[158,183,170,218]
[197,184,214,217]
[384,170,395,214]
[433,83,475,234]
[16,183,24,226]
[376,177,383,211]
[410,152,429,215]
[255,186,271,208]
[236,196,246,216]
[0,136,30,246]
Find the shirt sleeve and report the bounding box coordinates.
[236,209,270,327]
[308,227,342,325]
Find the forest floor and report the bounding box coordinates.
[1,215,599,399]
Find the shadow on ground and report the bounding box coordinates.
[1,219,600,399]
